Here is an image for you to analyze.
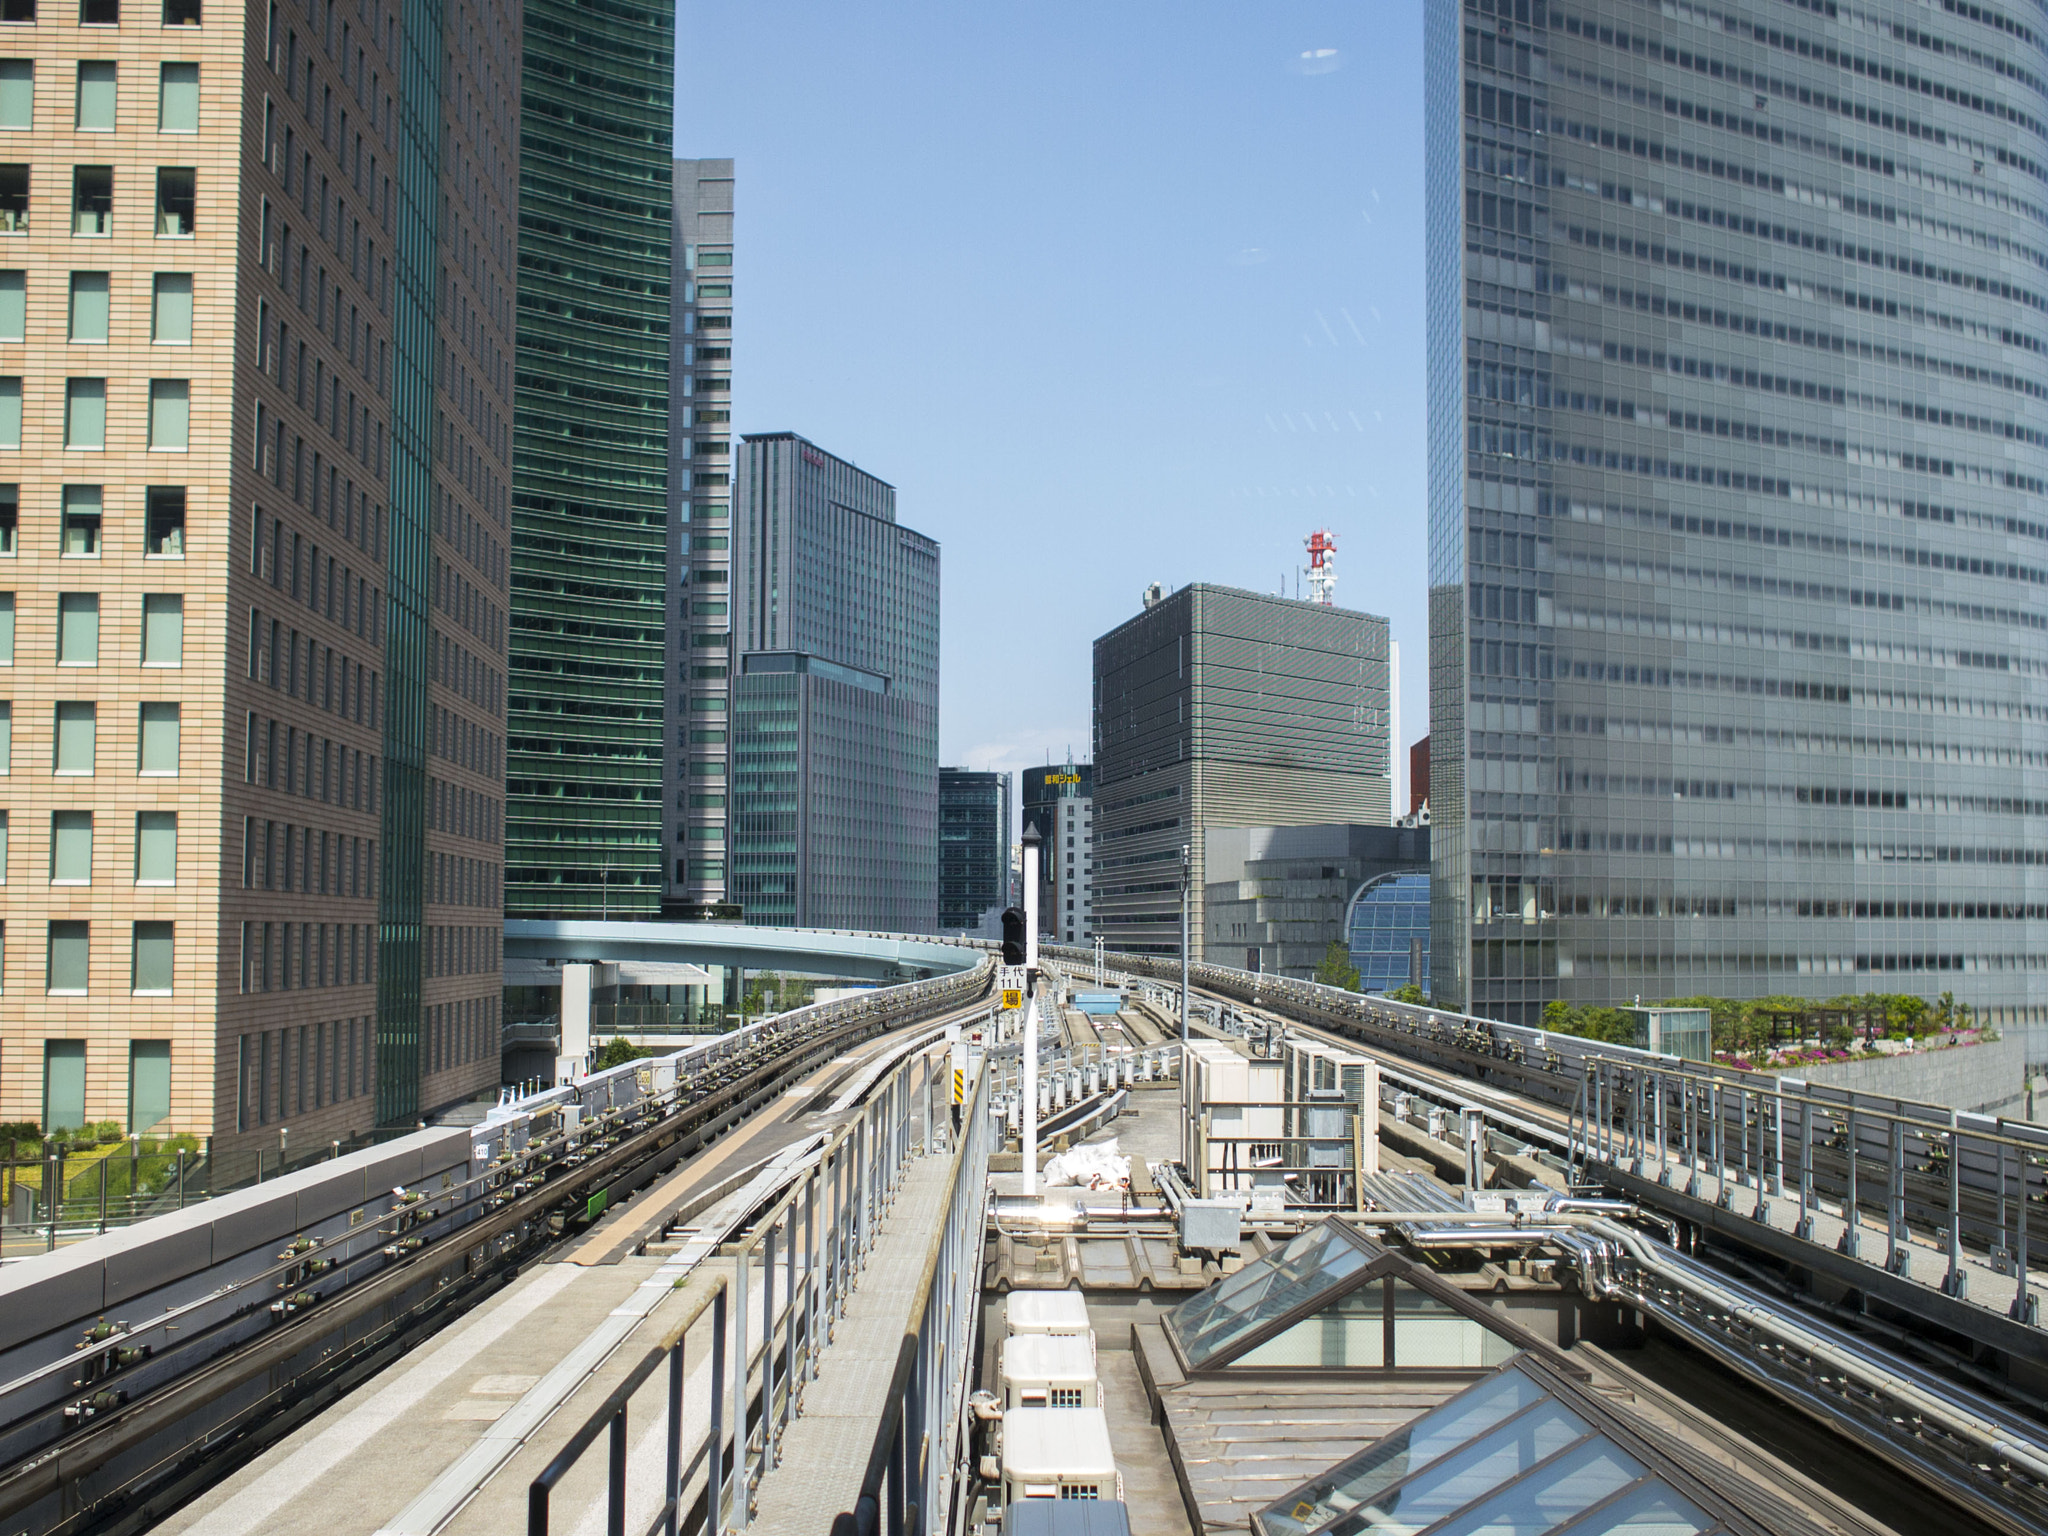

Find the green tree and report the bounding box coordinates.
[1313,942,1360,992]
[592,1036,645,1072]
[1387,984,1427,1005]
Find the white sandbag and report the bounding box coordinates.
[1041,1137,1132,1190]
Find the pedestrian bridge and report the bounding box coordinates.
[501,919,988,983]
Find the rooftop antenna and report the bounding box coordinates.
[1305,529,1338,605]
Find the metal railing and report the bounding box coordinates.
[829,1055,992,1536]
[528,1016,959,1536]
[527,1278,730,1536]
[1570,1053,2045,1321]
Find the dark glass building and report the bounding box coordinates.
[729,434,940,930]
[1094,585,1391,957]
[664,159,738,917]
[1426,0,2048,1030]
[506,0,674,918]
[939,769,1012,934]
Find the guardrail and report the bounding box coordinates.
[1063,944,2048,1327]
[1571,1052,2043,1320]
[829,1047,992,1535]
[526,1001,968,1536]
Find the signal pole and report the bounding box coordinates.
[1021,826,1042,1196]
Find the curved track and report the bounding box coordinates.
[0,972,988,1536]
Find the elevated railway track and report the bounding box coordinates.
[0,962,991,1536]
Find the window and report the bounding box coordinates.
[0,703,11,771]
[80,0,116,20]
[157,62,195,130]
[0,592,12,657]
[145,486,184,555]
[155,167,193,235]
[45,1039,85,1127]
[0,809,8,872]
[61,485,100,552]
[151,272,191,341]
[147,379,187,448]
[0,164,23,232]
[129,1040,169,1133]
[72,166,111,235]
[0,61,28,129]
[0,377,17,448]
[57,591,98,663]
[64,379,105,447]
[75,62,116,130]
[0,270,21,336]
[53,700,94,773]
[68,271,109,340]
[51,809,91,882]
[0,0,30,20]
[141,592,180,663]
[138,700,177,773]
[47,921,88,994]
[132,921,172,994]
[135,810,174,882]
[162,0,197,21]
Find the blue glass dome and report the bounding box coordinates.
[1345,871,1430,995]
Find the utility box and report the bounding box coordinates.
[1180,1198,1242,1253]
[1188,1040,1286,1200]
[1000,1406,1121,1506]
[1001,1333,1100,1409]
[1006,1289,1093,1339]
[1625,1007,1711,1061]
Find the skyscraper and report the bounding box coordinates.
[728,432,939,931]
[1093,585,1391,958]
[505,0,672,919]
[663,158,735,917]
[0,0,519,1156]
[1426,0,2048,1026]
[938,767,1010,934]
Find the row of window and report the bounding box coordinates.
[0,377,191,450]
[32,918,176,993]
[0,270,193,344]
[0,165,196,237]
[0,60,199,131]
[238,917,370,993]
[0,484,186,556]
[3,807,175,881]
[0,0,202,24]
[39,1037,171,1139]
[0,700,180,773]
[0,590,183,665]
[237,1014,370,1133]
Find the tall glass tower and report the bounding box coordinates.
[1427,0,2048,1029]
[506,0,673,918]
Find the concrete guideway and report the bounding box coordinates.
[504,920,987,984]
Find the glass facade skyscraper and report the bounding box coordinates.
[729,434,940,931]
[506,0,673,918]
[664,159,737,917]
[1426,0,2048,1028]
[939,768,1012,934]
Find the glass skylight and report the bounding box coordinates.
[1254,1363,1725,1536]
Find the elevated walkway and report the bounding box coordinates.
[749,1153,956,1531]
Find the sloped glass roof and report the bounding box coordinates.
[1252,1360,1726,1536]
[1164,1219,1375,1369]
[1162,1218,1542,1373]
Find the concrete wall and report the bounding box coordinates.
[1793,1036,2032,1120]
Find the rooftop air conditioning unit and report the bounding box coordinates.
[1000,1407,1124,1511]
[1000,1332,1100,1410]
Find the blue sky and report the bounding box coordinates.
[675,0,1430,798]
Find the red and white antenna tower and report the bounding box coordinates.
[1304,529,1338,605]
